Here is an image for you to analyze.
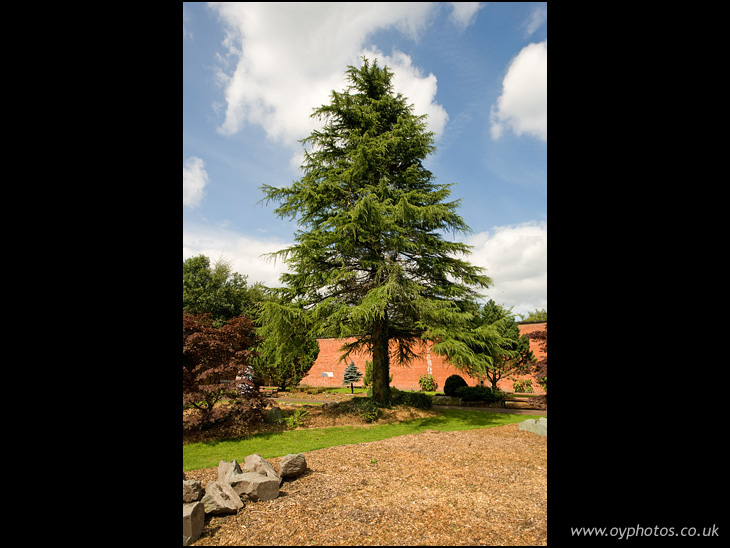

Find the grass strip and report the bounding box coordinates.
[183,409,545,471]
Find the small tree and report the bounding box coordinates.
[343,361,363,394]
[526,328,547,392]
[254,296,320,390]
[182,312,263,430]
[467,300,535,391]
[183,255,264,327]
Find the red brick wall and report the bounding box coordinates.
[299,322,547,394]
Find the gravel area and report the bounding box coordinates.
[185,423,547,545]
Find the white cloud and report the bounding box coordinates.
[183,222,292,288]
[449,2,483,29]
[490,41,547,142]
[524,4,547,36]
[208,3,447,163]
[183,156,209,208]
[464,221,547,316]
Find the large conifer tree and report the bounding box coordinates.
[262,59,498,404]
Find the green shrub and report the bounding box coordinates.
[354,399,382,422]
[337,396,383,422]
[444,374,468,396]
[512,379,534,393]
[418,374,438,392]
[278,408,309,428]
[454,385,505,404]
[389,388,432,410]
[454,385,487,401]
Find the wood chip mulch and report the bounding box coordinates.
[185,423,547,545]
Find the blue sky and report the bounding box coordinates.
[183,2,547,317]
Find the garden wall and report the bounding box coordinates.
[299,322,546,394]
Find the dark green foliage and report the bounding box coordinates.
[444,374,468,396]
[343,361,363,393]
[389,388,433,409]
[338,397,383,423]
[454,385,505,404]
[183,255,266,327]
[343,361,363,384]
[260,59,495,405]
[254,295,320,390]
[465,300,536,390]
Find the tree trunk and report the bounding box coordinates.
[371,319,390,404]
[488,373,499,391]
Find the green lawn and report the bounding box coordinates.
[321,387,369,394]
[183,408,545,471]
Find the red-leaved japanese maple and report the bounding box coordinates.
[183,312,263,430]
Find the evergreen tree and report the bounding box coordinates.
[261,59,496,404]
[342,361,363,394]
[471,300,536,390]
[253,295,320,390]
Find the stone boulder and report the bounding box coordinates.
[227,471,280,502]
[279,453,307,478]
[201,480,244,515]
[183,501,205,546]
[183,479,203,503]
[244,453,280,481]
[218,459,244,484]
[218,457,280,502]
[518,417,547,437]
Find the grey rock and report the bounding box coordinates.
[218,459,243,484]
[183,479,204,502]
[518,417,547,437]
[183,501,205,546]
[227,471,280,502]
[201,481,243,515]
[244,453,280,481]
[279,453,307,478]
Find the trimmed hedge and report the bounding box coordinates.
[443,374,468,396]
